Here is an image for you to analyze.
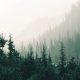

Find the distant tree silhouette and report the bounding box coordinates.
[58,42,67,80]
[41,43,47,67]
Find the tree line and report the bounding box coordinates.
[0,34,80,80]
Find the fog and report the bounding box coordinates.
[0,0,78,43]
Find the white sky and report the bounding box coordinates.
[0,0,79,42]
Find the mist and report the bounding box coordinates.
[0,0,78,44]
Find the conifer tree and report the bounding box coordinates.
[67,57,77,80]
[48,52,52,65]
[0,34,7,80]
[8,34,20,66]
[41,43,47,67]
[8,34,15,63]
[0,34,7,65]
[45,52,57,80]
[22,45,35,80]
[0,33,7,49]
[58,42,66,80]
[68,57,76,72]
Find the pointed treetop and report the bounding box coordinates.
[0,33,7,48]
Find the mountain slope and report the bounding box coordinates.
[43,3,80,61]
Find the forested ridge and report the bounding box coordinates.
[41,4,80,63]
[0,34,80,80]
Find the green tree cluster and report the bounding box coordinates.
[0,34,80,80]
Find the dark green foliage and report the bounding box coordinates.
[41,44,47,67]
[0,34,7,66]
[8,34,20,66]
[68,57,76,72]
[0,34,7,48]
[0,49,7,66]
[58,42,66,79]
[21,45,35,80]
[0,34,79,80]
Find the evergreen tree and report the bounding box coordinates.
[41,43,47,67]
[8,34,20,65]
[58,42,67,80]
[0,34,7,80]
[0,34,7,65]
[68,57,76,72]
[44,52,57,80]
[0,33,7,49]
[48,52,52,66]
[8,34,15,65]
[21,45,35,80]
[7,34,20,80]
[67,57,79,80]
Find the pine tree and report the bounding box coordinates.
[38,44,48,80]
[7,34,21,80]
[8,34,20,66]
[44,52,57,80]
[0,34,7,80]
[21,45,35,80]
[41,43,47,67]
[8,34,15,64]
[58,42,66,80]
[0,34,7,65]
[67,57,77,80]
[0,33,7,49]
[48,52,52,66]
[68,57,76,72]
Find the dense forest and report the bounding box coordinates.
[0,33,80,80]
[40,3,80,64]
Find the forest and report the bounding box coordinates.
[0,33,80,80]
[0,0,80,80]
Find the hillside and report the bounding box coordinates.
[43,3,80,61]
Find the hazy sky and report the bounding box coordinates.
[0,0,79,41]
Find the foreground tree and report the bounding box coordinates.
[8,34,15,65]
[8,34,20,65]
[0,34,7,65]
